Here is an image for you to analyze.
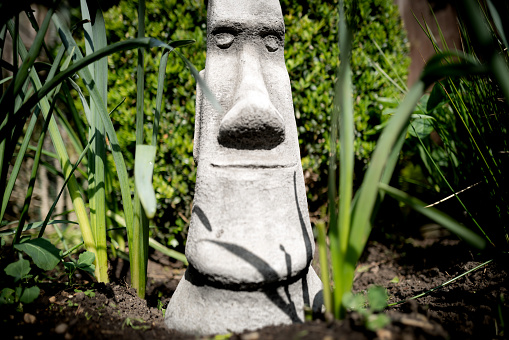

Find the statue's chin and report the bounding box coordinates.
[185,164,314,287]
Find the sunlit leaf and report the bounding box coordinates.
[135,145,157,219]
[14,238,61,271]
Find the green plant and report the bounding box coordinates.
[343,286,390,331]
[74,288,96,298]
[319,0,488,320]
[0,0,199,298]
[63,250,95,285]
[122,317,150,331]
[0,237,61,309]
[0,258,40,307]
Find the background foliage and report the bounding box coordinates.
[87,0,409,251]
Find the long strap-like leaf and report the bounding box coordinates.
[7,19,96,262]
[80,0,109,283]
[52,13,136,267]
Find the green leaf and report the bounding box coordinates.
[5,258,31,282]
[376,96,399,108]
[487,0,508,50]
[53,13,135,267]
[135,145,157,219]
[11,7,54,99]
[420,51,488,86]
[16,286,40,304]
[367,286,388,312]
[408,117,434,138]
[12,34,165,129]
[366,313,390,331]
[77,251,95,268]
[427,82,447,112]
[64,261,76,272]
[77,251,95,275]
[14,238,62,271]
[0,220,78,237]
[0,288,16,304]
[148,237,188,265]
[167,39,195,48]
[342,292,365,311]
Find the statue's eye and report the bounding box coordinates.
[263,35,279,52]
[215,32,235,49]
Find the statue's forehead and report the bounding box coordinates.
[209,0,284,30]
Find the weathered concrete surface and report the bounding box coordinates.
[165,0,323,334]
[166,267,323,335]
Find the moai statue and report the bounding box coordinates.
[165,0,323,335]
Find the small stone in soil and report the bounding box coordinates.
[23,313,36,324]
[55,323,69,334]
[240,331,259,340]
[74,292,85,302]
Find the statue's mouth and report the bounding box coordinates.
[210,161,296,169]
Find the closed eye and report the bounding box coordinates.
[215,32,235,49]
[263,35,280,52]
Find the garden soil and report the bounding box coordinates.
[2,231,508,339]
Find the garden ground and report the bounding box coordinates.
[3,229,507,339]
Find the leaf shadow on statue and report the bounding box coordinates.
[189,171,322,322]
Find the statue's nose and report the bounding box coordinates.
[218,44,285,150]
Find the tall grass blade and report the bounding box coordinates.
[0,41,62,223]
[388,259,493,306]
[11,7,54,99]
[7,19,97,272]
[52,13,135,276]
[316,221,332,315]
[10,44,69,235]
[14,96,57,244]
[174,50,223,116]
[0,220,78,237]
[487,0,508,48]
[7,36,164,137]
[54,106,85,155]
[148,238,188,265]
[38,136,92,238]
[462,0,509,102]
[131,0,149,298]
[346,82,425,302]
[0,25,6,91]
[330,0,354,319]
[379,183,486,249]
[153,51,169,146]
[61,82,88,147]
[81,0,109,283]
[0,108,40,223]
[135,145,157,219]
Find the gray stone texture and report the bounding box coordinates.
[165,0,323,335]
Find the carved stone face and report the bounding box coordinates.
[187,0,314,287]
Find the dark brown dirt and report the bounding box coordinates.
[2,232,508,340]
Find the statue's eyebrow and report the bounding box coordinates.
[210,20,243,34]
[257,25,284,38]
[210,19,284,36]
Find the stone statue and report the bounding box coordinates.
[165,0,323,335]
